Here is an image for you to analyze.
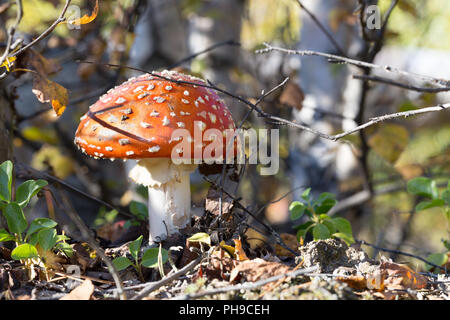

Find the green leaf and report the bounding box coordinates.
[11,243,39,260]
[294,219,315,241]
[415,199,445,211]
[314,193,337,214]
[301,188,311,201]
[0,160,13,202]
[331,217,353,235]
[289,201,305,220]
[112,256,133,271]
[442,187,450,206]
[187,232,211,246]
[407,177,438,199]
[322,219,336,234]
[129,235,143,260]
[333,232,355,245]
[55,242,74,257]
[129,201,147,220]
[312,223,330,240]
[141,247,168,269]
[0,229,15,242]
[425,253,448,272]
[16,179,48,208]
[4,202,27,235]
[29,233,39,246]
[38,228,57,251]
[26,218,57,239]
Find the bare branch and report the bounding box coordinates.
[353,74,450,93]
[130,254,204,300]
[257,43,450,87]
[9,0,72,59]
[172,265,319,300]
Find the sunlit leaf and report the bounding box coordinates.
[64,0,98,26]
[11,243,39,260]
[32,74,68,117]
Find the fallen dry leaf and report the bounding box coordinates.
[336,275,369,291]
[32,74,68,116]
[205,187,234,220]
[274,233,299,257]
[279,79,304,111]
[380,261,428,290]
[60,279,94,300]
[233,238,249,261]
[229,258,292,291]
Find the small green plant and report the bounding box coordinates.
[407,177,450,271]
[123,200,147,228]
[289,188,355,245]
[112,235,169,280]
[0,160,73,268]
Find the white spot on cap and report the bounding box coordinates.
[177,122,185,128]
[150,110,159,117]
[183,90,190,96]
[148,145,160,153]
[105,146,113,151]
[119,139,130,145]
[194,101,199,108]
[107,115,118,123]
[181,98,189,104]
[133,86,145,93]
[196,121,206,131]
[126,151,134,156]
[170,112,176,117]
[138,93,149,99]
[208,113,217,123]
[197,96,205,104]
[204,95,209,101]
[121,108,133,114]
[162,116,170,126]
[197,111,207,119]
[154,96,166,103]
[165,85,173,91]
[212,104,218,110]
[147,84,155,90]
[140,122,152,128]
[101,97,112,103]
[115,97,126,104]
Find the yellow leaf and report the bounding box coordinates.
[0,56,16,72]
[64,0,98,26]
[219,241,236,258]
[233,238,249,261]
[368,124,409,164]
[32,74,68,117]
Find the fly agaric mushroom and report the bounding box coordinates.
[74,70,236,243]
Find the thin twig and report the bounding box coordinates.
[295,0,346,56]
[168,40,241,69]
[257,43,450,87]
[358,240,448,273]
[54,187,127,299]
[9,0,72,59]
[204,177,299,257]
[130,254,204,300]
[172,265,319,300]
[353,74,450,93]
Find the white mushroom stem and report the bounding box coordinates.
[129,158,197,243]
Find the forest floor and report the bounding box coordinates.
[1,234,449,300]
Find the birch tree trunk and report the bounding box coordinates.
[289,0,360,198]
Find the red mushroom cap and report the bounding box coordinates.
[74,70,236,160]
